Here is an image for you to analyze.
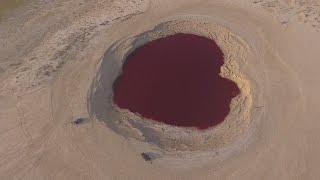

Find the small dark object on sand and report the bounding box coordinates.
[141,152,152,162]
[72,118,86,125]
[141,152,161,162]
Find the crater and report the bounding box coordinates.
[113,33,240,129]
[88,18,253,159]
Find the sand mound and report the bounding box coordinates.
[88,18,253,163]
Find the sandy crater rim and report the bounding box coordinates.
[88,18,253,159]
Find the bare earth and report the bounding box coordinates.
[0,0,320,179]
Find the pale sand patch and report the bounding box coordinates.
[0,0,25,19]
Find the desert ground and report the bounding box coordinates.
[1,0,320,179]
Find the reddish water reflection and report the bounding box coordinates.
[113,33,240,129]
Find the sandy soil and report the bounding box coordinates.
[0,0,25,19]
[0,0,320,179]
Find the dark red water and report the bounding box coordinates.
[113,33,240,129]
